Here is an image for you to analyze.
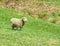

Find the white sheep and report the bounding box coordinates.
[10,17,27,30]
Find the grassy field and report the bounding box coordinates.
[0,7,60,46]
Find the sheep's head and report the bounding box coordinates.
[21,17,27,26]
[22,17,27,22]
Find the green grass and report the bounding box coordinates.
[0,7,60,46]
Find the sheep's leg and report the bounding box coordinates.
[20,27,22,30]
[12,24,15,30]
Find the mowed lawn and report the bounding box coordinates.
[0,7,60,46]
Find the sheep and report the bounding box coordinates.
[10,17,27,30]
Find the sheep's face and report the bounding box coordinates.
[22,17,27,22]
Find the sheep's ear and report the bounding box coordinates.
[22,17,27,22]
